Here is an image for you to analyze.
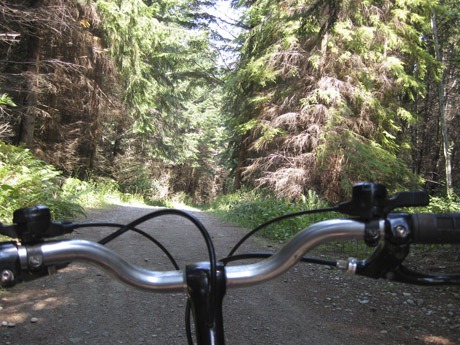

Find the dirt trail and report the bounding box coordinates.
[1,204,459,345]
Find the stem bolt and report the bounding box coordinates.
[394,225,408,238]
[29,255,43,268]
[1,270,14,284]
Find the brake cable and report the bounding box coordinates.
[392,265,460,286]
[69,222,179,269]
[95,209,216,284]
[92,209,217,345]
[227,206,339,257]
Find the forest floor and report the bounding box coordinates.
[1,204,459,345]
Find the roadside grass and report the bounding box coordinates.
[61,177,144,211]
[204,188,372,258]
[205,188,334,241]
[204,188,460,260]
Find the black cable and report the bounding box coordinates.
[95,210,216,281]
[185,299,194,345]
[90,209,218,342]
[395,265,460,286]
[77,210,217,345]
[220,252,337,267]
[128,228,180,270]
[228,206,338,256]
[77,208,338,344]
[72,222,179,270]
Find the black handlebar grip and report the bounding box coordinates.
[411,213,460,244]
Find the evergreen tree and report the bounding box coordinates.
[410,0,460,196]
[0,0,228,201]
[0,0,121,174]
[96,0,228,201]
[227,0,443,201]
[97,0,220,156]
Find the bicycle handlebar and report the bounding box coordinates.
[225,219,366,288]
[29,240,186,292]
[2,200,460,345]
[4,212,460,292]
[4,219,367,292]
[411,213,460,244]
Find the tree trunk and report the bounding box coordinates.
[233,134,249,190]
[431,11,453,197]
[19,35,40,148]
[88,59,102,171]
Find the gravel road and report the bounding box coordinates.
[1,204,459,344]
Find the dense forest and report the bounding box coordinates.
[0,0,459,206]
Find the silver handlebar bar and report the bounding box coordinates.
[226,219,369,288]
[18,219,374,292]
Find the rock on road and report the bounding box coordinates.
[1,204,459,345]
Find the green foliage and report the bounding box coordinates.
[316,130,422,197]
[0,94,16,107]
[413,195,460,213]
[94,0,229,204]
[0,141,83,222]
[112,152,158,196]
[61,177,142,209]
[207,188,335,241]
[96,0,222,162]
[225,0,453,202]
[0,142,148,226]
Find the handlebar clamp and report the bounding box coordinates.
[0,242,21,287]
[364,220,382,246]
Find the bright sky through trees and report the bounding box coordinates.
[210,1,241,40]
[206,0,242,67]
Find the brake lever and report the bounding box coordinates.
[354,240,410,280]
[351,212,460,286]
[337,182,429,220]
[0,223,18,238]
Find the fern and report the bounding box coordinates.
[0,141,83,223]
[0,94,16,107]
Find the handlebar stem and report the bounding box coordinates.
[186,262,227,345]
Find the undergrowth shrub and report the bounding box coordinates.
[0,142,146,227]
[0,141,83,222]
[61,177,131,208]
[417,195,460,213]
[207,188,336,241]
[208,187,460,259]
